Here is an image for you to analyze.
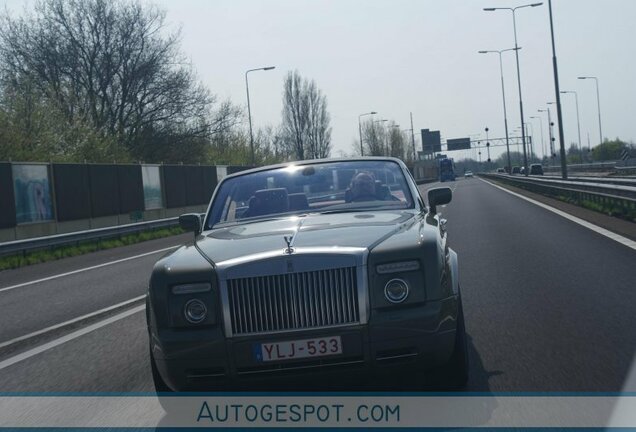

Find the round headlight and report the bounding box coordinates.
[184,299,207,324]
[384,279,409,304]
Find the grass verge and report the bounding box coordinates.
[0,226,184,271]
[489,178,636,223]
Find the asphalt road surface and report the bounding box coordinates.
[0,177,634,393]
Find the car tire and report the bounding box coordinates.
[421,295,469,390]
[150,346,174,393]
[441,296,469,388]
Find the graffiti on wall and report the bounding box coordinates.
[141,165,163,210]
[12,164,54,223]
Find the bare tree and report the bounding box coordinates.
[254,125,293,164]
[281,70,331,160]
[305,80,331,159]
[0,0,215,162]
[281,71,307,160]
[388,123,406,160]
[361,119,385,156]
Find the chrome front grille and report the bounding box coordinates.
[227,267,359,336]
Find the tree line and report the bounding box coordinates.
[0,0,331,165]
[354,118,416,161]
[453,137,634,173]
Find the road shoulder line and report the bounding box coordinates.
[0,246,178,294]
[0,295,146,353]
[479,177,636,251]
[0,305,146,372]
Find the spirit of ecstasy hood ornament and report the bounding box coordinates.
[283,219,305,255]
[284,235,294,255]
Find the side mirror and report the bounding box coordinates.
[428,187,452,214]
[179,213,202,236]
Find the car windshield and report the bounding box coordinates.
[206,160,414,228]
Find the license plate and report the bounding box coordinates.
[256,336,342,362]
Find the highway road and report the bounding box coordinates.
[0,177,635,393]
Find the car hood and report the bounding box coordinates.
[196,211,416,265]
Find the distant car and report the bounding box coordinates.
[529,164,544,175]
[511,166,521,174]
[464,171,473,178]
[496,168,505,174]
[520,166,526,175]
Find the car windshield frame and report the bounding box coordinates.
[204,159,418,229]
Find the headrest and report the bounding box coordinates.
[288,193,309,211]
[248,188,289,216]
[376,184,390,200]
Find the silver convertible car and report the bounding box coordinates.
[146,158,468,391]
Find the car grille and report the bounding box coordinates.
[227,267,360,336]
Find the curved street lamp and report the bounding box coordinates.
[245,66,275,165]
[560,90,583,162]
[484,3,543,176]
[537,109,550,162]
[525,122,534,161]
[578,76,603,147]
[478,47,520,173]
[529,116,545,160]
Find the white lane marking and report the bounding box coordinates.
[0,305,146,371]
[0,295,145,350]
[0,246,179,294]
[480,178,636,251]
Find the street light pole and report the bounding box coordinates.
[245,66,275,166]
[468,134,481,163]
[525,122,534,161]
[537,109,550,162]
[478,47,518,173]
[561,90,582,162]
[402,128,415,159]
[529,116,545,161]
[484,3,543,176]
[485,127,491,167]
[477,141,482,165]
[410,112,417,161]
[546,0,568,179]
[542,106,555,165]
[578,76,603,146]
[358,111,377,156]
[514,126,523,164]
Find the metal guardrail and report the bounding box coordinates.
[504,175,636,199]
[480,173,636,221]
[542,175,636,187]
[615,165,636,175]
[543,161,617,173]
[540,159,636,176]
[0,217,179,257]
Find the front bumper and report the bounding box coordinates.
[151,296,458,391]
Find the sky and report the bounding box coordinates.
[3,0,635,161]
